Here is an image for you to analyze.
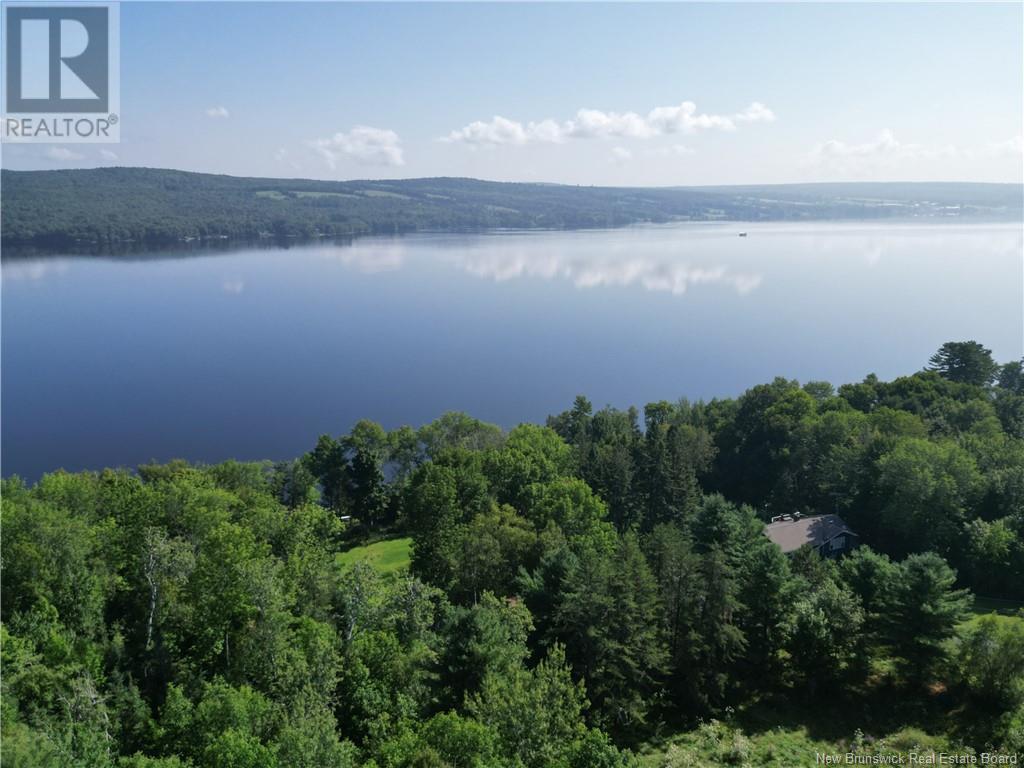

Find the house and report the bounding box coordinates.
[763,513,858,558]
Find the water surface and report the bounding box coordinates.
[3,221,1021,480]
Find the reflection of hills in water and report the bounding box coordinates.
[6,220,1023,303]
[2,226,765,297]
[0,234,359,263]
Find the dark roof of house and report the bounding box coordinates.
[763,514,855,553]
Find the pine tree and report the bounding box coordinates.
[887,552,972,686]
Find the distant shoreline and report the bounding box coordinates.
[3,168,1020,252]
[3,215,1021,261]
[15,213,1022,255]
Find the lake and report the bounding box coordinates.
[3,220,1021,481]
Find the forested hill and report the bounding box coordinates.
[2,167,1020,248]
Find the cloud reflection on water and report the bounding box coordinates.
[448,249,762,295]
[2,260,71,282]
[319,234,763,297]
[312,222,1021,301]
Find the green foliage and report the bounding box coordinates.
[418,413,504,460]
[838,546,898,648]
[640,721,960,768]
[639,403,715,530]
[2,488,111,639]
[467,644,590,768]
[928,341,1000,386]
[9,170,1014,249]
[521,478,614,550]
[3,342,1023,766]
[456,507,538,602]
[737,537,796,686]
[712,378,816,508]
[436,593,533,711]
[887,553,973,686]
[548,401,643,531]
[875,438,982,556]
[374,712,501,768]
[543,534,667,731]
[484,424,573,509]
[787,577,864,690]
[955,615,1024,715]
[406,456,489,592]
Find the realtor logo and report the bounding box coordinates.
[6,6,108,111]
[2,2,119,142]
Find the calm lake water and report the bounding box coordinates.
[3,221,1021,480]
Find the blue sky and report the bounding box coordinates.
[3,1,1022,185]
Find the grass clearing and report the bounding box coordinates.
[637,722,832,767]
[962,596,1024,634]
[637,721,957,767]
[292,190,360,199]
[971,596,1024,617]
[337,537,412,575]
[961,612,1024,634]
[361,189,411,199]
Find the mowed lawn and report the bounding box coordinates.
[337,537,413,575]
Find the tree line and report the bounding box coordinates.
[2,340,1023,766]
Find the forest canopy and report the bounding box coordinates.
[3,341,1024,767]
[2,168,1021,248]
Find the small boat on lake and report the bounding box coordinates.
[738,232,748,237]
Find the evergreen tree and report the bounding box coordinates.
[548,535,667,730]
[928,341,999,386]
[887,553,972,686]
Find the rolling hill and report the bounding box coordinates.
[2,167,1020,249]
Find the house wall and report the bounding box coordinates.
[815,533,859,558]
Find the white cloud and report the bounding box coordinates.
[310,126,405,168]
[734,101,776,123]
[443,116,533,146]
[807,130,965,176]
[99,149,118,161]
[442,100,776,146]
[611,146,632,163]
[810,129,956,163]
[45,147,84,161]
[568,109,654,139]
[525,119,564,144]
[646,101,736,134]
[206,106,230,119]
[273,147,301,170]
[809,130,1024,177]
[980,135,1023,157]
[811,129,897,159]
[649,144,695,158]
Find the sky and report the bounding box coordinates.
[2,1,1022,186]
